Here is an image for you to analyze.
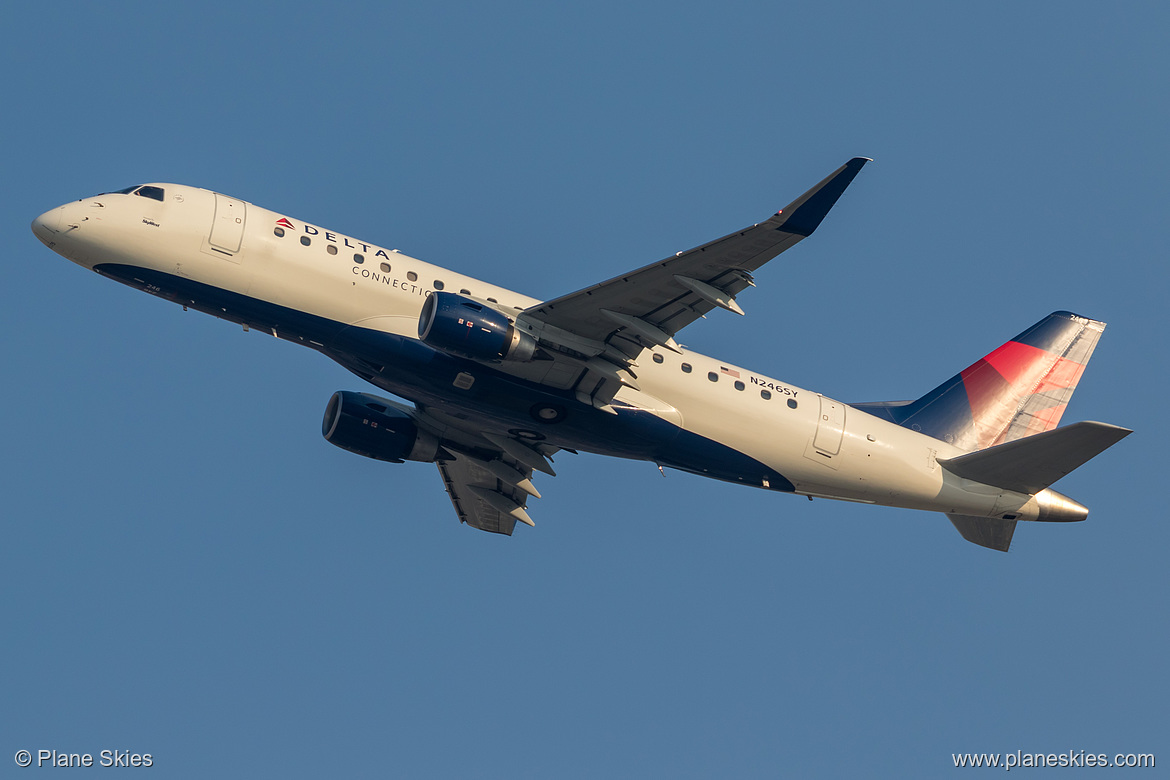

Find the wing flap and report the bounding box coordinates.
[437,456,519,535]
[427,418,558,535]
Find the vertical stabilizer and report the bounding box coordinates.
[856,312,1106,451]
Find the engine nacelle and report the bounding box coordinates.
[418,291,536,362]
[321,391,440,463]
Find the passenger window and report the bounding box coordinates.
[652,353,664,364]
[487,297,498,303]
[681,363,692,373]
[300,236,311,246]
[380,262,391,273]
[460,289,471,295]
[273,227,285,237]
[734,381,745,391]
[761,390,772,400]
[407,271,418,282]
[327,244,338,255]
[135,186,165,201]
[708,372,718,382]
[433,280,444,290]
[787,398,798,409]
[354,254,364,264]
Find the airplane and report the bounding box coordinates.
[31,158,1130,551]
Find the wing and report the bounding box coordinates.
[420,407,557,535]
[508,158,869,408]
[437,454,532,535]
[520,157,869,356]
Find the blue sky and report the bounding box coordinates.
[3,2,1166,776]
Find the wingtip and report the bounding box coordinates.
[776,157,870,236]
[1080,421,1134,438]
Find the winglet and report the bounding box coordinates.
[776,157,870,237]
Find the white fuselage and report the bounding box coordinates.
[32,183,1060,524]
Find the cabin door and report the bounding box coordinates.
[209,193,247,254]
[813,396,846,456]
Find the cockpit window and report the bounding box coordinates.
[97,185,165,201]
[135,186,165,202]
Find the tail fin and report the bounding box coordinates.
[854,311,1106,451]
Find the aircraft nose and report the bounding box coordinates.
[31,206,62,244]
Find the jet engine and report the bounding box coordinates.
[322,391,440,463]
[418,291,536,362]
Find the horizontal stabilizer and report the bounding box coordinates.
[938,421,1131,494]
[947,514,1017,552]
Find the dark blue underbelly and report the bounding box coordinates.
[95,263,795,492]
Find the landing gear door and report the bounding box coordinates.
[209,193,247,255]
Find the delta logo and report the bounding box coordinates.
[275,217,294,229]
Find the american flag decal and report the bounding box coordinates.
[720,366,740,378]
